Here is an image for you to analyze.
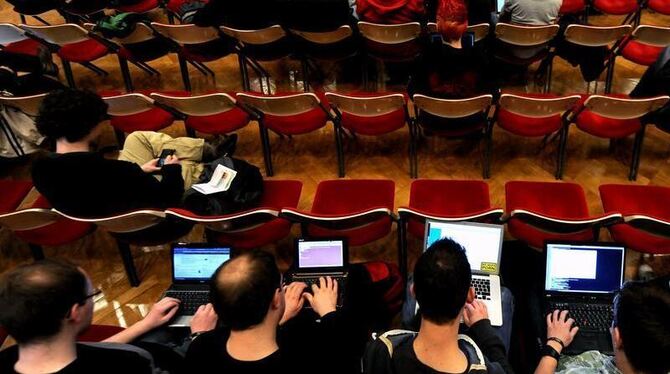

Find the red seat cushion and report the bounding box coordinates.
[649,0,670,14]
[186,108,250,135]
[621,39,664,66]
[0,326,7,346]
[575,94,641,139]
[600,184,670,254]
[407,180,492,239]
[57,39,109,63]
[0,180,33,213]
[341,109,407,135]
[3,39,41,56]
[209,180,302,249]
[497,110,563,137]
[560,0,586,14]
[78,325,125,342]
[308,179,395,246]
[14,195,94,247]
[257,92,331,135]
[102,90,188,133]
[592,0,638,14]
[506,181,594,249]
[116,0,160,13]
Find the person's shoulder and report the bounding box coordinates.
[187,328,229,356]
[0,345,19,371]
[76,343,152,371]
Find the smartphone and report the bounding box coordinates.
[461,32,475,48]
[157,149,176,167]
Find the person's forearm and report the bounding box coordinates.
[103,320,153,344]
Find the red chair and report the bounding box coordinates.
[166,180,303,249]
[0,23,42,57]
[0,180,33,213]
[559,0,586,15]
[600,184,670,255]
[237,92,340,176]
[592,0,639,23]
[397,179,504,280]
[647,0,670,15]
[570,95,669,180]
[78,325,125,342]
[325,92,412,177]
[0,326,7,346]
[505,181,622,250]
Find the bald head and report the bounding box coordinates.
[210,250,281,331]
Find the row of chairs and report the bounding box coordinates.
[2,178,669,286]
[2,90,667,180]
[2,21,669,93]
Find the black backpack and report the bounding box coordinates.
[182,156,264,216]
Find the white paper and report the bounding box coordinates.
[192,164,237,195]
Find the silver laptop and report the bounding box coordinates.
[423,220,504,326]
[164,243,232,327]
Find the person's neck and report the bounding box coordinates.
[616,351,637,374]
[15,333,78,374]
[414,317,468,373]
[227,318,279,362]
[55,140,92,154]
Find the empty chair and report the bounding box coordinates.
[505,181,622,250]
[0,23,41,56]
[236,92,341,177]
[411,94,493,178]
[647,0,670,15]
[600,184,670,255]
[492,93,581,179]
[569,95,669,180]
[150,92,251,137]
[166,180,302,249]
[397,179,503,280]
[592,0,640,24]
[609,26,670,92]
[493,23,560,71]
[325,92,412,176]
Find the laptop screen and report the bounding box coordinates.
[173,246,231,282]
[545,243,625,294]
[297,239,345,269]
[425,221,504,275]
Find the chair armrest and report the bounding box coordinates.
[624,214,670,239]
[165,208,280,232]
[0,208,60,231]
[53,209,165,233]
[397,207,504,223]
[507,209,623,233]
[280,207,394,230]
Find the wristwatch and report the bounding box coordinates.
[541,344,561,362]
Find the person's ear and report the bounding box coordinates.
[466,287,475,303]
[67,303,84,324]
[271,288,282,310]
[612,326,623,350]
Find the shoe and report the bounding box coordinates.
[37,46,59,77]
[202,134,238,162]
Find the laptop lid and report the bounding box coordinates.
[424,220,504,276]
[171,243,232,285]
[294,238,348,273]
[493,0,504,13]
[544,242,625,296]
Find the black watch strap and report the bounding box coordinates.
[541,344,561,362]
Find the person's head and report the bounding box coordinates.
[0,260,96,345]
[210,249,283,331]
[611,277,670,374]
[435,0,468,43]
[413,238,474,325]
[35,88,109,145]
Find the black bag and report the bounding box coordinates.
[182,156,264,216]
[177,0,208,24]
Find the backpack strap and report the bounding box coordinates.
[458,334,488,372]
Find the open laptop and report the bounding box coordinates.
[543,242,626,355]
[288,238,348,307]
[424,220,504,326]
[164,243,232,327]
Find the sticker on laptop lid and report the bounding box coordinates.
[480,262,497,273]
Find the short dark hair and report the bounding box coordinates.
[35,88,108,142]
[210,249,281,331]
[0,260,88,344]
[414,238,472,324]
[613,277,670,374]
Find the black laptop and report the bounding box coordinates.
[543,242,626,355]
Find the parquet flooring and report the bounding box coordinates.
[0,2,669,333]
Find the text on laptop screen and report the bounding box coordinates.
[173,247,231,281]
[426,221,503,274]
[298,240,344,268]
[545,244,625,294]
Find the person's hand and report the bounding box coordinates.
[140,297,181,330]
[546,310,579,353]
[303,277,338,318]
[162,154,180,166]
[463,299,489,327]
[280,282,307,325]
[141,159,160,173]
[190,303,218,334]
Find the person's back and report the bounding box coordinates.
[356,0,426,24]
[500,0,562,25]
[192,0,279,28]
[277,0,355,31]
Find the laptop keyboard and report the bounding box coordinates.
[472,278,491,300]
[547,302,613,332]
[165,290,210,315]
[291,275,347,306]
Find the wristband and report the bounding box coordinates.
[541,344,561,362]
[188,331,205,341]
[547,337,565,349]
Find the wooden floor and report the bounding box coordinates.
[1,2,670,333]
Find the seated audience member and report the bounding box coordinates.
[189,0,279,28]
[426,0,494,25]
[630,46,670,130]
[0,49,63,96]
[364,238,514,374]
[276,0,356,31]
[499,0,561,25]
[356,0,426,24]
[31,88,228,218]
[184,249,356,374]
[0,260,216,374]
[535,276,670,374]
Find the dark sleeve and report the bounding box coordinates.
[117,161,184,209]
[362,338,393,374]
[468,319,515,374]
[182,331,219,374]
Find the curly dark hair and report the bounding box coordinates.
[35,88,109,142]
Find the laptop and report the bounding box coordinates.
[424,220,505,326]
[287,238,349,307]
[493,0,505,13]
[164,243,232,327]
[543,242,626,355]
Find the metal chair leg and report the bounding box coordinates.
[115,239,140,287]
[483,125,494,179]
[334,122,345,177]
[80,62,108,76]
[29,244,45,261]
[259,125,274,176]
[629,126,646,181]
[62,59,76,88]
[118,57,133,92]
[301,59,310,92]
[605,56,616,94]
[238,54,251,91]
[397,217,409,288]
[556,125,569,179]
[33,15,50,25]
[178,56,191,91]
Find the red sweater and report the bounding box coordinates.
[357,0,426,24]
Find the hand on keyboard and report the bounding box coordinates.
[190,303,218,334]
[463,299,489,327]
[546,310,579,353]
[303,276,338,318]
[143,297,181,329]
[280,282,308,325]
